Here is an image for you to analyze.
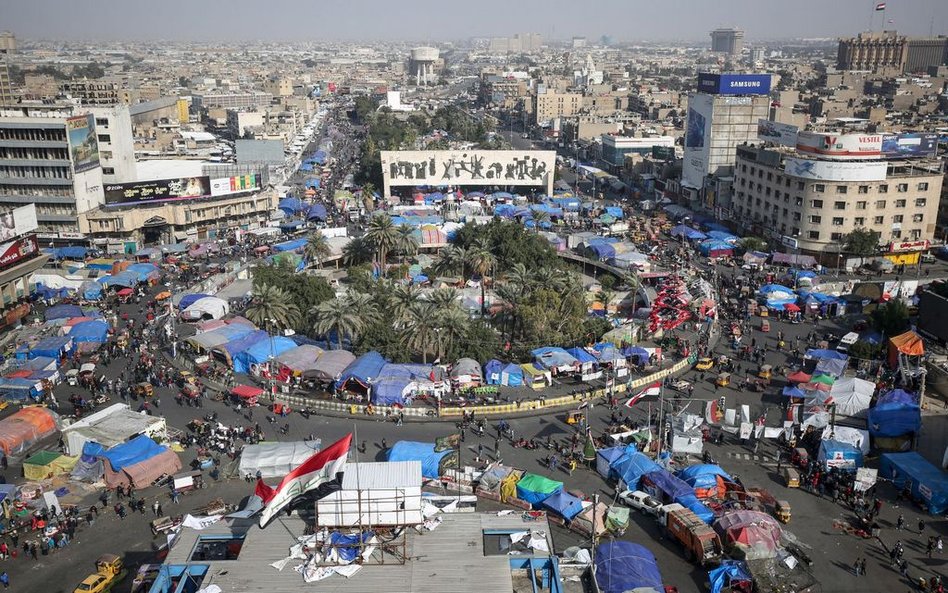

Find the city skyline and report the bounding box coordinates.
[5,0,947,43]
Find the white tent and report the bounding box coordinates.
[238,440,320,478]
[820,425,869,455]
[61,403,167,456]
[182,296,230,320]
[828,377,875,417]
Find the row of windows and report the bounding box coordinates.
[0,128,67,143]
[0,185,73,197]
[808,214,924,224]
[36,204,77,217]
[739,164,931,194]
[735,205,925,242]
[0,165,71,180]
[810,198,927,209]
[0,147,69,160]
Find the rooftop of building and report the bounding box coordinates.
[161,512,555,593]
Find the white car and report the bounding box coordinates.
[617,490,662,516]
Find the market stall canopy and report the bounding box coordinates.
[307,350,356,382]
[182,296,230,320]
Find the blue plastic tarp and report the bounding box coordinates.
[782,386,806,398]
[371,376,412,406]
[336,351,387,390]
[532,347,578,370]
[484,359,503,384]
[541,490,584,520]
[22,336,72,360]
[178,293,211,310]
[707,230,738,243]
[80,281,103,301]
[594,541,663,593]
[500,363,523,386]
[0,378,40,400]
[233,336,298,374]
[605,206,624,219]
[273,238,307,252]
[386,441,450,479]
[45,304,83,321]
[643,469,694,500]
[597,444,633,478]
[219,330,269,360]
[675,493,715,524]
[805,348,849,361]
[818,440,864,470]
[69,320,109,344]
[278,197,305,214]
[708,560,752,593]
[95,435,166,472]
[814,357,848,377]
[670,224,706,240]
[99,271,139,288]
[611,451,661,489]
[307,204,328,220]
[565,347,598,365]
[677,464,733,489]
[869,390,921,437]
[52,246,88,260]
[328,531,374,563]
[126,263,159,282]
[879,452,948,515]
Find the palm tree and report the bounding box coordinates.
[310,297,363,349]
[531,210,551,234]
[428,287,459,313]
[388,283,420,324]
[504,261,532,293]
[245,283,301,331]
[342,236,373,266]
[345,291,382,327]
[395,226,419,262]
[400,301,439,363]
[466,246,496,317]
[364,213,400,271]
[431,245,466,279]
[361,182,376,200]
[595,289,615,316]
[434,307,469,361]
[303,232,331,267]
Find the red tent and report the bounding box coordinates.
[232,385,264,399]
[783,303,800,312]
[117,288,134,297]
[787,371,811,383]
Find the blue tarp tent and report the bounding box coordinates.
[698,240,734,257]
[869,398,921,437]
[233,336,298,374]
[484,359,503,384]
[804,348,848,361]
[278,197,305,214]
[594,541,663,593]
[178,293,211,310]
[597,445,630,478]
[218,329,269,361]
[500,363,523,386]
[565,347,598,366]
[91,435,166,472]
[532,347,578,370]
[817,440,863,471]
[541,490,584,520]
[79,281,103,301]
[0,378,41,400]
[670,225,707,240]
[605,206,623,219]
[708,560,752,593]
[99,271,139,288]
[126,263,159,282]
[52,246,88,260]
[675,493,715,524]
[19,336,72,360]
[386,441,451,479]
[371,376,412,406]
[273,238,307,252]
[707,230,738,243]
[611,451,661,489]
[642,469,693,501]
[336,351,387,391]
[814,357,848,377]
[307,204,328,220]
[879,452,948,514]
[33,284,69,300]
[782,386,806,398]
[45,304,83,321]
[69,320,109,344]
[515,473,563,506]
[328,532,374,563]
[677,464,733,489]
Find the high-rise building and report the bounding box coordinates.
[905,37,948,73]
[837,31,907,72]
[710,28,744,56]
[572,37,587,49]
[87,105,136,184]
[0,59,12,106]
[682,73,772,192]
[0,32,15,54]
[534,90,583,125]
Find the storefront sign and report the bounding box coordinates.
[0,236,38,270]
[889,240,929,253]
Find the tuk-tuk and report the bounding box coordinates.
[775,500,791,523]
[181,384,201,400]
[177,370,197,387]
[791,447,809,468]
[716,372,731,387]
[781,467,800,489]
[759,306,769,317]
[761,319,771,332]
[759,365,773,381]
[133,382,154,398]
[565,411,584,425]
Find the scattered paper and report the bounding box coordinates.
[182,514,223,530]
[509,530,529,543]
[497,510,514,516]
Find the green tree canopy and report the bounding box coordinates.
[844,228,882,256]
[871,300,910,338]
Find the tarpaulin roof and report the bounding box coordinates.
[69,319,109,344]
[516,473,564,506]
[828,377,875,416]
[880,452,948,515]
[216,329,269,361]
[714,510,782,561]
[273,238,307,252]
[678,464,733,489]
[308,349,356,381]
[20,336,72,359]
[126,263,160,282]
[278,197,305,214]
[450,358,481,381]
[336,351,387,390]
[890,331,924,356]
[676,493,715,523]
[88,434,166,472]
[818,439,864,469]
[869,397,921,437]
[814,357,847,377]
[670,224,707,240]
[233,336,299,374]
[275,344,324,372]
[565,347,598,365]
[643,469,694,500]
[532,347,578,370]
[708,560,752,593]
[45,304,83,321]
[611,451,661,490]
[183,296,229,320]
[178,293,211,310]
[386,441,451,479]
[307,203,328,220]
[597,445,630,478]
[707,230,738,242]
[594,541,663,593]
[186,324,255,351]
[99,270,139,288]
[804,348,848,361]
[371,376,412,406]
[239,441,321,479]
[541,490,584,520]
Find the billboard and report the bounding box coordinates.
[651,145,676,160]
[784,158,887,182]
[698,73,771,96]
[104,177,211,206]
[683,93,713,189]
[889,240,929,253]
[66,114,100,173]
[210,174,261,197]
[0,205,38,242]
[0,236,38,271]
[685,106,707,149]
[881,133,938,159]
[795,132,882,160]
[757,119,799,147]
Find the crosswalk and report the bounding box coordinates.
[723,451,779,466]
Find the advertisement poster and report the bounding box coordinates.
[784,158,887,182]
[757,119,799,147]
[381,150,554,187]
[105,177,211,206]
[685,107,707,148]
[698,73,772,95]
[66,114,100,173]
[0,236,38,270]
[796,132,882,160]
[881,133,938,159]
[0,204,38,242]
[210,174,261,197]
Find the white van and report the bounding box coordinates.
[837,332,859,353]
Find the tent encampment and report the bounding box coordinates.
[386,441,453,479]
[307,350,356,382]
[336,351,387,393]
[594,541,663,593]
[0,407,59,456]
[677,464,733,499]
[817,439,864,470]
[611,451,661,490]
[541,490,584,521]
[232,336,298,374]
[868,389,921,438]
[516,473,563,507]
[182,296,230,320]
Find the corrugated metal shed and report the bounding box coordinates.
[340,461,421,490]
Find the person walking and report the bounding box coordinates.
[858,558,866,576]
[852,558,861,576]
[476,443,483,462]
[897,514,905,531]
[0,571,8,589]
[918,518,926,534]
[494,437,501,459]
[928,537,935,558]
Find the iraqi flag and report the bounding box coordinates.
[705,400,724,424]
[625,382,661,408]
[875,2,885,10]
[258,433,352,527]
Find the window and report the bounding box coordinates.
[95,118,108,127]
[913,214,924,223]
[876,200,887,209]
[834,201,846,210]
[835,186,847,194]
[858,185,869,194]
[793,212,802,221]
[796,181,805,190]
[831,232,843,241]
[97,134,110,143]
[893,215,904,223]
[891,230,902,239]
[749,167,756,175]
[854,217,865,226]
[814,184,825,193]
[807,230,820,240]
[915,198,927,207]
[809,215,822,224]
[100,151,113,159]
[767,172,773,181]
[874,216,884,225]
[911,229,922,239]
[856,201,867,210]
[895,199,906,208]
[810,200,824,208]
[832,217,844,226]
[918,182,929,191]
[795,197,803,206]
[102,167,114,175]
[897,183,908,192]
[878,184,888,193]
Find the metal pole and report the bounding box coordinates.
[590,493,599,553]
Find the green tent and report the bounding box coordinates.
[516,473,564,506]
[811,374,835,385]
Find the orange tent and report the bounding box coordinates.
[0,407,59,456]
[888,330,925,368]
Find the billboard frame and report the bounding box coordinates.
[66,114,100,174]
[104,177,212,207]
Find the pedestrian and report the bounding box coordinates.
[153,500,161,517]
[918,518,925,534]
[898,559,908,578]
[171,489,179,504]
[381,438,387,451]
[853,558,861,575]
[494,437,501,458]
[928,538,935,558]
[858,558,866,576]
[897,514,905,531]
[0,571,8,589]
[477,443,483,462]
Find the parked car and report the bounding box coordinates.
[618,490,662,516]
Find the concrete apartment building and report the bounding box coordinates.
[732,143,943,256]
[904,37,948,74]
[0,32,13,106]
[193,91,273,110]
[837,31,907,72]
[534,91,582,125]
[88,105,136,184]
[710,28,744,56]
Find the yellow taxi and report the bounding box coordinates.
[695,358,715,371]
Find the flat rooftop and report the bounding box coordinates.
[163,512,553,593]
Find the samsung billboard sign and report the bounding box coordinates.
[697,73,772,96]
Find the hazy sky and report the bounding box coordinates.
[6,0,948,42]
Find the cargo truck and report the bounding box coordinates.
[665,507,723,566]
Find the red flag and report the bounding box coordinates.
[625,382,661,407]
[258,433,352,526]
[875,2,886,10]
[254,478,275,504]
